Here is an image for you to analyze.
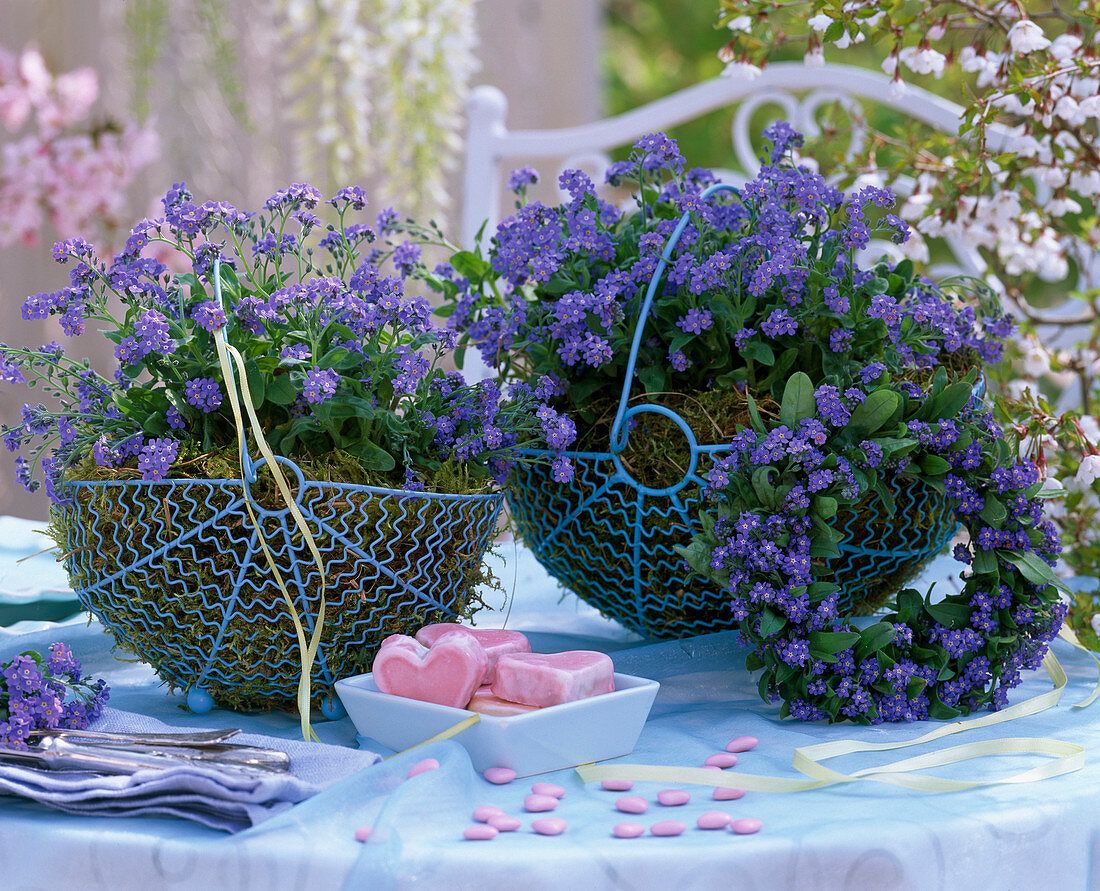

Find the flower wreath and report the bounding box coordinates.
[681,366,1066,723]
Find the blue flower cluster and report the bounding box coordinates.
[0,642,110,749]
[0,182,571,495]
[413,123,1013,432]
[682,368,1065,723]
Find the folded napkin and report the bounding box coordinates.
[0,707,382,833]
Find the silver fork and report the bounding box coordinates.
[27,727,242,747]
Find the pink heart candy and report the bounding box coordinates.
[491,651,614,707]
[416,624,532,684]
[467,685,540,716]
[372,631,489,708]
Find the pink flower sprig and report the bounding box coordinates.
[0,45,158,250]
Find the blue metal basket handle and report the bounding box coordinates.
[607,183,738,496]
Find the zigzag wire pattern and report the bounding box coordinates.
[56,473,503,708]
[507,449,956,639]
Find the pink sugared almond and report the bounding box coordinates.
[491,651,614,708]
[466,686,540,716]
[416,624,531,684]
[373,632,488,708]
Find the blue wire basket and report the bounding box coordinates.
[506,183,958,639]
[54,462,504,716]
[52,257,504,717]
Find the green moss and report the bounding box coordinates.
[50,448,500,713]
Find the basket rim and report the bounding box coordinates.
[59,476,506,504]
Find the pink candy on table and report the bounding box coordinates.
[483,767,517,785]
[613,822,646,839]
[601,779,634,791]
[726,736,758,753]
[473,804,505,823]
[731,817,764,835]
[650,820,686,837]
[353,825,373,842]
[531,782,566,799]
[491,651,614,708]
[713,787,746,802]
[532,818,567,836]
[406,757,439,779]
[697,811,732,830]
[463,825,499,841]
[372,631,489,708]
[416,624,532,684]
[524,794,559,813]
[466,686,540,716]
[487,814,522,832]
[615,796,649,815]
[657,789,691,807]
[704,753,739,769]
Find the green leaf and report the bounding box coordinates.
[759,608,787,639]
[741,341,774,365]
[807,581,839,602]
[847,389,900,437]
[979,496,1007,528]
[243,359,265,410]
[746,395,766,435]
[813,496,837,519]
[809,630,860,657]
[346,438,396,471]
[751,466,777,508]
[1003,550,1054,586]
[675,541,718,580]
[935,380,977,420]
[823,20,844,42]
[780,372,815,428]
[266,374,297,405]
[855,622,896,660]
[972,548,998,575]
[919,455,951,476]
[925,601,971,629]
[449,250,491,280]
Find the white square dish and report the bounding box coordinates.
[335,671,660,777]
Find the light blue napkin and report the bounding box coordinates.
[0,707,382,833]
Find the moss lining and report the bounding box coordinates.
[50,449,501,713]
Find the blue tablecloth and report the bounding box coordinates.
[2,519,1099,889]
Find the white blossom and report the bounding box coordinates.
[1091,613,1100,637]
[808,14,833,32]
[1007,19,1052,54]
[1038,165,1068,188]
[1070,169,1100,197]
[1075,454,1100,487]
[1047,196,1082,217]
[897,229,929,263]
[1050,33,1083,61]
[887,77,908,100]
[1022,339,1052,377]
[722,61,762,81]
[726,15,752,33]
[899,46,946,78]
[881,54,898,77]
[803,47,825,68]
[1054,94,1085,125]
[1079,416,1100,445]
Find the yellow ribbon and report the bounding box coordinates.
[390,713,482,759]
[212,283,328,742]
[577,648,1088,794]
